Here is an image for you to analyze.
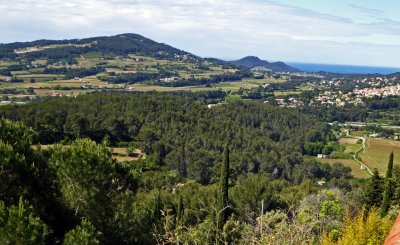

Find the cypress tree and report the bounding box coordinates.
[218,144,230,228]
[386,151,394,179]
[177,195,184,224]
[179,144,187,177]
[153,192,161,221]
[381,152,394,217]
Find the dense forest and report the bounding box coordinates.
[0,92,398,244]
[0,93,332,182]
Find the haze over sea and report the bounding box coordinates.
[288,62,400,75]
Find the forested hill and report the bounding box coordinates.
[228,56,300,73]
[0,33,199,61]
[1,93,328,182]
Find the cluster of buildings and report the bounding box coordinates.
[353,85,400,98]
[272,98,302,108]
[158,77,181,83]
[314,91,364,107]
[312,75,400,107]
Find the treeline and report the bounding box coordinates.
[43,67,105,79]
[98,71,177,84]
[156,73,243,87]
[168,90,227,103]
[151,70,251,87]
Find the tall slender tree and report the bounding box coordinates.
[153,192,161,221]
[381,152,394,217]
[179,144,187,178]
[218,144,230,228]
[176,195,184,224]
[385,151,394,179]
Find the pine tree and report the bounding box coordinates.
[380,152,394,217]
[0,198,48,244]
[63,220,101,245]
[218,144,230,228]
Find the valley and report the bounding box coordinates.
[1,33,400,245]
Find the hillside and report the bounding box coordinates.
[0,33,200,62]
[229,56,300,73]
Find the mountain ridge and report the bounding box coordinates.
[1,34,299,73]
[228,56,300,73]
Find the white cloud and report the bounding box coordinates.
[0,0,400,67]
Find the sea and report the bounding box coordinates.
[287,62,400,75]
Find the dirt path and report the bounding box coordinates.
[353,136,373,176]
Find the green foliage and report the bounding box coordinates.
[320,208,392,245]
[0,198,48,244]
[380,179,392,217]
[381,152,394,217]
[230,175,276,218]
[1,93,329,182]
[0,98,369,245]
[0,139,15,196]
[48,138,126,242]
[298,189,345,236]
[0,118,34,153]
[386,151,394,179]
[176,195,184,224]
[364,168,384,207]
[303,141,325,155]
[63,220,101,245]
[218,144,230,228]
[320,190,344,221]
[49,139,115,217]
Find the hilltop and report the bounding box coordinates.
[0,33,202,62]
[228,56,300,73]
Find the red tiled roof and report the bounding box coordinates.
[385,215,400,245]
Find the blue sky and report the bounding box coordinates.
[1,0,400,67]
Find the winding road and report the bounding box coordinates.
[352,136,373,176]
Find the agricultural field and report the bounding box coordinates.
[314,136,369,178]
[315,158,370,178]
[0,38,294,102]
[1,53,286,96]
[359,138,400,175]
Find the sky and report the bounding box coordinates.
[1,0,400,67]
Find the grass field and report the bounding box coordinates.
[274,91,302,96]
[112,147,144,162]
[338,138,359,144]
[316,158,370,178]
[129,79,284,92]
[343,143,363,154]
[359,138,400,175]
